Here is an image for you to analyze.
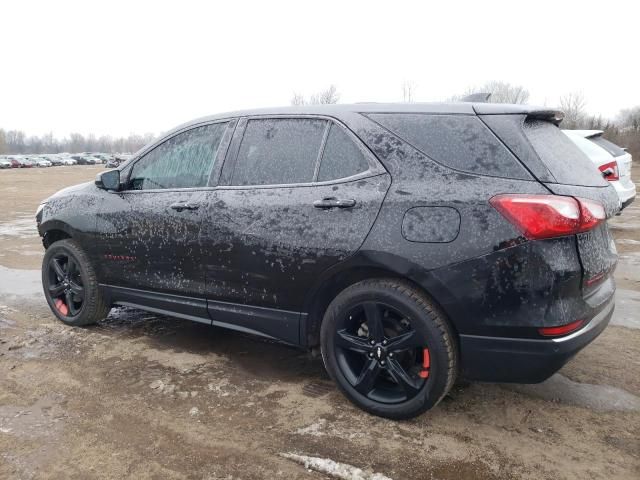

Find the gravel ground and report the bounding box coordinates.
[0,165,638,480]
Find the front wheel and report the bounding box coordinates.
[321,279,457,419]
[42,239,110,326]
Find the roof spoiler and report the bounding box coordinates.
[526,110,564,125]
[473,104,565,125]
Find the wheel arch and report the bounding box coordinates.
[301,251,459,347]
[39,220,75,249]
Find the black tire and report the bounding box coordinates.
[42,239,110,326]
[320,278,457,419]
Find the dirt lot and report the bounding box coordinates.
[0,165,639,480]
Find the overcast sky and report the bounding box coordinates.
[1,0,638,138]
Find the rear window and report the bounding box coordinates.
[590,136,626,157]
[523,120,607,187]
[317,124,370,181]
[367,113,530,179]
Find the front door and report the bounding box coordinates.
[95,121,231,313]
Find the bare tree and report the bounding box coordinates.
[453,81,530,104]
[290,92,305,106]
[559,92,587,129]
[402,81,416,103]
[0,129,7,154]
[311,85,340,104]
[618,106,640,131]
[290,85,340,105]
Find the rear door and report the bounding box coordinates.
[199,117,390,342]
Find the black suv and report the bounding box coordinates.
[37,103,618,419]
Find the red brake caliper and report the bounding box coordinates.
[55,298,69,316]
[418,347,430,379]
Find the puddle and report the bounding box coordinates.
[0,395,66,439]
[615,238,640,246]
[0,317,16,328]
[0,215,38,239]
[0,266,43,299]
[510,374,640,412]
[612,289,640,329]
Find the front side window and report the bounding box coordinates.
[231,118,327,186]
[129,122,227,190]
[318,124,370,181]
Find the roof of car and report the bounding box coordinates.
[172,102,561,132]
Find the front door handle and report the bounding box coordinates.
[170,202,200,212]
[313,197,356,209]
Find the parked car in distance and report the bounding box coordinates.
[9,158,21,168]
[35,158,53,167]
[46,155,65,166]
[104,154,131,168]
[0,159,11,169]
[19,158,35,168]
[563,130,635,211]
[37,103,618,419]
[70,155,93,165]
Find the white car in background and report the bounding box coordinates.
[35,158,53,167]
[563,130,636,211]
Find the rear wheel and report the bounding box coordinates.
[42,239,110,326]
[321,279,457,419]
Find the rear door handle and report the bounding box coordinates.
[313,197,356,209]
[170,202,200,212]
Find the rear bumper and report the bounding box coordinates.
[612,178,636,205]
[458,296,614,383]
[621,195,635,211]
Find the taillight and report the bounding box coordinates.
[576,197,606,232]
[598,161,619,181]
[539,319,585,337]
[490,194,605,240]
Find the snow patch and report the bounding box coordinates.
[281,453,393,480]
[295,419,327,436]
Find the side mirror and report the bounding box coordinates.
[95,169,121,191]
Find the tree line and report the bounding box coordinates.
[0,129,156,155]
[2,82,638,159]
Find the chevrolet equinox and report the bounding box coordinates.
[37,103,619,419]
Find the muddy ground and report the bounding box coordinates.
[0,165,638,480]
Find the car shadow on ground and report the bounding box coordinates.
[92,306,331,383]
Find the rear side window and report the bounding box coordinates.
[523,120,607,187]
[590,136,626,157]
[368,113,529,179]
[232,118,327,185]
[129,123,227,190]
[318,124,369,181]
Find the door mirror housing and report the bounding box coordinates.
[96,169,121,191]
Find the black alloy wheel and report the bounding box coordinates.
[321,279,457,419]
[46,253,85,317]
[42,239,110,326]
[334,301,431,404]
